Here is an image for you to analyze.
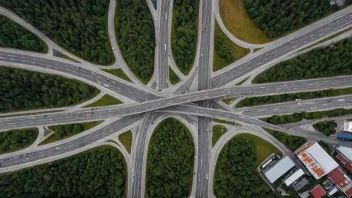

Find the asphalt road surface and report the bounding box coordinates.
[157,0,170,89]
[211,11,352,87]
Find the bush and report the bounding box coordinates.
[265,128,307,151]
[313,121,337,136]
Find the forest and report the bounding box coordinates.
[0,0,114,65]
[0,147,126,197]
[214,137,280,198]
[115,0,155,81]
[215,35,234,62]
[313,120,337,136]
[0,67,99,113]
[236,88,352,107]
[263,108,352,125]
[172,0,199,74]
[265,128,307,151]
[0,128,38,154]
[254,38,352,83]
[244,0,332,38]
[0,15,46,52]
[146,118,194,198]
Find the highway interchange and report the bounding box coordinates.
[0,2,351,198]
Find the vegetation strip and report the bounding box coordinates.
[212,125,227,146]
[40,121,103,145]
[172,0,199,75]
[102,69,132,82]
[0,0,114,65]
[147,118,194,197]
[253,38,352,83]
[115,0,155,81]
[236,88,352,108]
[262,108,352,125]
[313,120,337,136]
[85,94,122,107]
[264,128,307,151]
[0,14,47,53]
[0,66,99,113]
[0,128,38,154]
[0,147,127,197]
[169,66,180,85]
[118,130,132,153]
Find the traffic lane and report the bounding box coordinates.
[239,95,352,116]
[0,114,144,168]
[0,51,161,101]
[131,112,157,198]
[1,76,352,130]
[159,105,352,147]
[211,12,352,87]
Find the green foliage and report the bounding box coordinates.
[118,130,132,153]
[115,0,155,80]
[313,120,337,136]
[212,125,227,146]
[244,0,332,38]
[215,35,234,61]
[237,88,352,107]
[0,67,98,113]
[0,15,46,52]
[254,38,352,83]
[85,94,122,107]
[147,118,194,197]
[172,0,199,74]
[263,108,352,125]
[214,137,280,198]
[169,66,180,85]
[265,128,307,151]
[0,128,37,154]
[0,0,114,65]
[0,147,126,197]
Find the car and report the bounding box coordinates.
[56,147,60,149]
[79,144,85,148]
[0,163,2,166]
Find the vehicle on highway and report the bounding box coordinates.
[103,84,109,87]
[338,99,345,101]
[79,144,84,148]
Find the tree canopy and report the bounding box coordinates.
[313,120,337,136]
[172,0,199,73]
[265,128,307,151]
[215,35,234,62]
[0,0,114,65]
[0,147,126,197]
[254,38,352,83]
[244,0,332,38]
[115,0,155,80]
[0,15,46,52]
[214,137,280,198]
[0,128,38,154]
[147,118,194,198]
[0,66,99,113]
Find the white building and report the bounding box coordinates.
[284,168,305,186]
[344,121,352,133]
[264,156,295,183]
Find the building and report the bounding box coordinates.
[328,167,352,197]
[284,168,305,186]
[344,121,352,133]
[337,132,352,141]
[264,156,295,183]
[295,141,339,179]
[335,153,352,174]
[310,185,326,198]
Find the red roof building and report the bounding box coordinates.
[328,167,352,197]
[310,185,326,198]
[336,154,352,174]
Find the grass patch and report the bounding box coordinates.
[235,133,282,169]
[169,66,180,85]
[297,27,352,53]
[219,0,273,44]
[101,69,132,82]
[213,21,250,72]
[213,118,240,126]
[212,125,227,147]
[118,130,132,153]
[39,121,103,145]
[253,48,262,52]
[221,97,235,104]
[84,95,122,107]
[235,76,250,86]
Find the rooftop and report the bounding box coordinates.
[328,167,352,197]
[296,141,338,179]
[337,146,352,162]
[284,168,304,186]
[264,156,295,183]
[335,154,352,174]
[310,185,326,198]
